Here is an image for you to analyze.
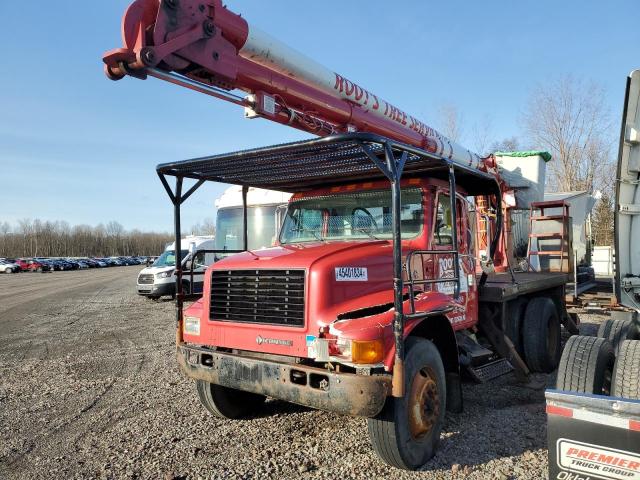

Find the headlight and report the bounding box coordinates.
[156,269,174,279]
[184,316,200,335]
[335,338,383,365]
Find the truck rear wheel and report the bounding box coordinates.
[556,335,614,395]
[597,319,640,354]
[612,340,640,399]
[506,298,527,355]
[367,337,446,470]
[196,380,265,419]
[522,297,561,373]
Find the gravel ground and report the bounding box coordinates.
[0,268,609,480]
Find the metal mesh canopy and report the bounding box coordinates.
[156,133,499,195]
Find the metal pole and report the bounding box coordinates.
[384,145,405,398]
[174,177,184,345]
[574,250,578,302]
[242,186,249,251]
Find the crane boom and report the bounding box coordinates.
[103,0,488,172]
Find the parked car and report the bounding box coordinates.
[15,259,50,272]
[0,259,19,273]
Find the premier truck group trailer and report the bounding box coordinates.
[104,0,589,470]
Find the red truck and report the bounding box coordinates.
[104,0,577,469]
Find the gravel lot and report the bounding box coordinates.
[0,267,608,480]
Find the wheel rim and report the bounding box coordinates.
[408,366,440,440]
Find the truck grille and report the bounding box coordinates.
[210,269,305,326]
[138,273,154,284]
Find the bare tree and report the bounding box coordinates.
[0,219,173,258]
[190,218,216,236]
[491,136,521,153]
[522,76,614,193]
[437,103,464,143]
[470,114,494,156]
[591,193,614,246]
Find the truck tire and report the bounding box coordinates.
[196,380,265,419]
[556,335,614,395]
[367,337,446,470]
[522,297,562,373]
[612,340,640,399]
[597,319,640,354]
[505,298,527,355]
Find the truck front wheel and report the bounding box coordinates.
[367,337,446,470]
[196,380,265,419]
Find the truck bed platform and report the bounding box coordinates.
[479,271,568,302]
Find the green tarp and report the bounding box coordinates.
[494,150,552,162]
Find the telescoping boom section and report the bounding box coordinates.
[104,0,496,174]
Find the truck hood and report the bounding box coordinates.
[212,240,391,270]
[615,70,640,311]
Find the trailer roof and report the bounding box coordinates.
[156,133,500,196]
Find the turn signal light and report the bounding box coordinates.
[351,340,384,364]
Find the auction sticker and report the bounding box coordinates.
[335,267,368,281]
[557,439,640,480]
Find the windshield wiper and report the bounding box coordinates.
[354,227,379,240]
[291,226,323,241]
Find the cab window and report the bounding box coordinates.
[434,194,453,246]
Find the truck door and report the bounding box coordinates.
[432,190,477,327]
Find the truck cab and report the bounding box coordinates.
[188,177,478,364]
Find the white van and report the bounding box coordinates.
[136,235,215,299]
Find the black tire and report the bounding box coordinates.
[612,340,640,399]
[367,337,446,470]
[196,380,265,419]
[598,319,639,354]
[556,335,614,395]
[505,298,527,355]
[522,297,561,373]
[597,319,615,339]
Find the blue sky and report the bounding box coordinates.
[1,1,637,232]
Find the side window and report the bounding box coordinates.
[466,201,476,256]
[193,251,206,269]
[434,194,453,246]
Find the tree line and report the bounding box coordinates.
[0,219,175,258]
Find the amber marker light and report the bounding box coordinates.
[351,339,384,364]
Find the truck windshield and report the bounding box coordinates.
[279,188,423,244]
[215,205,280,251]
[153,250,189,267]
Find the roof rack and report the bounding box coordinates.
[156,133,499,195]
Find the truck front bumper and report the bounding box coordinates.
[177,344,391,417]
[137,282,174,296]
